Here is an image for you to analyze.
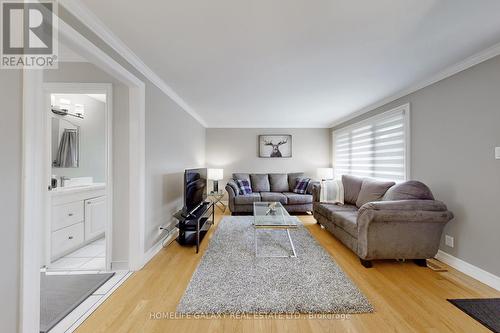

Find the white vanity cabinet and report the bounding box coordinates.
[50,184,106,260]
[84,196,106,240]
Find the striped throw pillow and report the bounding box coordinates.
[293,177,310,194]
[236,179,253,195]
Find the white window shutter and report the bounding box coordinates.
[333,104,410,182]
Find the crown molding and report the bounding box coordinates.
[211,120,330,129]
[59,0,207,127]
[330,41,500,128]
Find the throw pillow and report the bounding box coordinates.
[342,175,363,205]
[356,179,395,208]
[288,172,305,191]
[320,179,344,204]
[250,174,270,192]
[293,177,311,194]
[236,179,253,195]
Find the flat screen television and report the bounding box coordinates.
[183,168,207,214]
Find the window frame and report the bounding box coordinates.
[332,103,411,182]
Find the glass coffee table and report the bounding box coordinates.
[253,202,298,258]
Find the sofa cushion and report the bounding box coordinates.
[383,181,435,201]
[234,193,261,205]
[288,172,304,191]
[269,173,289,192]
[314,203,358,220]
[250,174,270,192]
[342,175,363,205]
[233,173,250,182]
[356,179,395,208]
[313,203,359,237]
[332,210,359,238]
[284,192,313,205]
[260,192,288,204]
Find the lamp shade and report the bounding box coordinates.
[208,168,223,181]
[317,168,334,180]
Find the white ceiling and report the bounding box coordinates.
[80,0,500,128]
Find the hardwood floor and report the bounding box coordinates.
[76,209,499,333]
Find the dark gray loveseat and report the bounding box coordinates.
[226,173,319,214]
[313,176,454,267]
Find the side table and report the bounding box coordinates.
[208,191,226,212]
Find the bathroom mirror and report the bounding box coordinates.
[52,117,80,168]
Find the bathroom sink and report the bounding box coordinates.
[52,183,106,193]
[64,184,92,188]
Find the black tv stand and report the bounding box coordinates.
[174,201,215,253]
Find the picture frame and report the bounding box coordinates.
[259,135,292,158]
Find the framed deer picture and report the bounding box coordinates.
[259,135,292,158]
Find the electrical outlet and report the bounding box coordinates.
[445,235,454,248]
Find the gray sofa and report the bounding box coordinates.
[226,173,319,214]
[313,175,454,268]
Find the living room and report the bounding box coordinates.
[1,1,500,332]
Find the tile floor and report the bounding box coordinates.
[48,237,106,271]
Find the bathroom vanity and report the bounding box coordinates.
[50,183,106,260]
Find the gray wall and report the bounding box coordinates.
[206,128,331,192]
[144,87,205,250]
[44,62,131,264]
[52,93,106,182]
[0,71,22,333]
[333,55,500,277]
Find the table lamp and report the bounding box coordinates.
[317,168,334,180]
[208,168,223,193]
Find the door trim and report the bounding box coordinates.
[20,16,146,333]
[43,82,113,271]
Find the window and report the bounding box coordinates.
[333,104,410,182]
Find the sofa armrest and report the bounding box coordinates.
[311,182,321,202]
[307,180,320,193]
[226,180,239,197]
[358,200,454,227]
[359,199,449,213]
[356,200,454,260]
[225,181,239,213]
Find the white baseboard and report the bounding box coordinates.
[142,229,179,267]
[435,250,500,291]
[110,261,129,271]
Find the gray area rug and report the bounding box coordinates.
[177,216,373,314]
[40,272,114,333]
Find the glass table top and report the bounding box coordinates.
[253,202,297,227]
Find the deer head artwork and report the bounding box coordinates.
[264,138,288,157]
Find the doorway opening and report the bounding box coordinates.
[21,13,146,333]
[43,89,111,273]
